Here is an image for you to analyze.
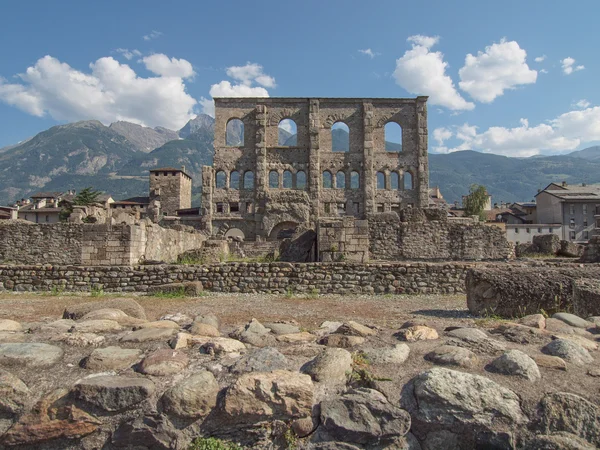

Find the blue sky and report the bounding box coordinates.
[0,0,598,156]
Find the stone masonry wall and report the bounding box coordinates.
[0,262,473,295]
[368,212,513,261]
[0,221,84,265]
[318,217,369,262]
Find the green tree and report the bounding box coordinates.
[73,187,101,206]
[463,184,489,221]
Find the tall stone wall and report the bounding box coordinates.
[0,261,473,294]
[317,217,369,262]
[368,211,513,261]
[0,221,84,265]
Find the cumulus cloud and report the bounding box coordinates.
[458,39,537,103]
[431,107,600,157]
[143,30,162,41]
[115,48,141,60]
[0,55,196,130]
[540,68,548,74]
[358,48,379,58]
[573,99,591,109]
[561,57,584,75]
[200,62,275,116]
[433,127,452,145]
[142,54,195,79]
[534,55,546,62]
[393,35,474,111]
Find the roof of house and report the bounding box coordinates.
[18,206,62,213]
[513,202,536,208]
[149,167,192,179]
[30,191,64,199]
[536,183,600,201]
[119,196,150,205]
[111,201,147,206]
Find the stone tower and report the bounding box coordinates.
[149,167,192,217]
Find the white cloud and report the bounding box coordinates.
[433,127,452,145]
[573,99,591,109]
[200,62,275,116]
[540,68,548,74]
[534,55,546,63]
[142,54,195,79]
[358,48,379,58]
[115,48,141,60]
[393,35,474,111]
[143,30,162,41]
[225,62,276,88]
[458,39,537,103]
[561,57,585,75]
[433,106,600,157]
[0,55,197,130]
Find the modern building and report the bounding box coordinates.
[505,223,563,245]
[535,182,600,243]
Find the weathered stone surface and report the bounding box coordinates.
[542,339,593,366]
[446,327,506,354]
[553,313,593,329]
[537,392,600,446]
[230,318,275,347]
[0,319,21,332]
[120,327,177,343]
[573,279,600,318]
[319,334,365,348]
[526,432,597,450]
[518,314,546,329]
[72,375,155,411]
[138,349,189,376]
[552,334,598,351]
[161,371,218,418]
[320,388,411,445]
[54,332,106,347]
[193,313,220,329]
[189,322,220,336]
[402,368,527,439]
[424,345,479,368]
[81,308,146,326]
[0,342,63,368]
[279,229,317,262]
[39,319,76,333]
[84,346,142,370]
[147,281,203,296]
[111,415,182,449]
[395,325,439,342]
[159,312,193,327]
[264,321,301,335]
[0,369,29,414]
[135,319,180,330]
[318,321,344,335]
[364,344,410,365]
[559,240,584,258]
[276,332,315,343]
[169,332,193,349]
[63,298,147,320]
[301,348,352,384]
[489,349,541,381]
[70,319,122,333]
[490,322,548,345]
[534,355,567,371]
[0,331,25,343]
[201,337,246,355]
[335,321,376,337]
[230,347,289,374]
[222,370,313,422]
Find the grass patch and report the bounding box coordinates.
[348,351,392,388]
[90,285,104,297]
[151,287,187,299]
[178,255,206,265]
[189,437,243,450]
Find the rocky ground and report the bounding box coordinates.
[0,291,598,449]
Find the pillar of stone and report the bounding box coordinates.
[254,104,268,239]
[416,96,429,208]
[308,99,321,225]
[362,102,375,215]
[201,166,214,233]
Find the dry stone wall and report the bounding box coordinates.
[0,262,473,294]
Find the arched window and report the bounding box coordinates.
[390,172,399,190]
[269,170,279,188]
[384,122,402,152]
[216,171,226,188]
[376,172,386,190]
[323,171,333,189]
[296,171,306,189]
[332,122,349,152]
[230,171,240,189]
[336,171,346,189]
[404,172,413,190]
[351,171,360,189]
[226,119,244,146]
[278,119,297,146]
[243,171,254,189]
[283,170,293,188]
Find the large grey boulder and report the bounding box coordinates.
[161,371,219,418]
[72,375,155,412]
[0,343,63,368]
[138,349,189,376]
[230,347,289,374]
[70,319,122,333]
[0,320,22,332]
[425,345,479,368]
[364,344,410,365]
[446,327,506,354]
[279,229,316,262]
[552,313,593,329]
[402,368,527,446]
[537,392,600,446]
[301,348,352,384]
[0,369,29,414]
[84,346,142,371]
[120,327,177,343]
[542,339,593,366]
[63,298,146,320]
[320,388,411,446]
[230,318,275,347]
[526,432,597,450]
[489,349,541,382]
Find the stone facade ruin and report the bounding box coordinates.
[201,97,429,241]
[149,167,192,217]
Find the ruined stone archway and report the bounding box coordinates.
[224,228,245,241]
[268,221,299,241]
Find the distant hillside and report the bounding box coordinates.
[109,121,179,153]
[568,145,600,161]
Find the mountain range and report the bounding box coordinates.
[1,116,600,206]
